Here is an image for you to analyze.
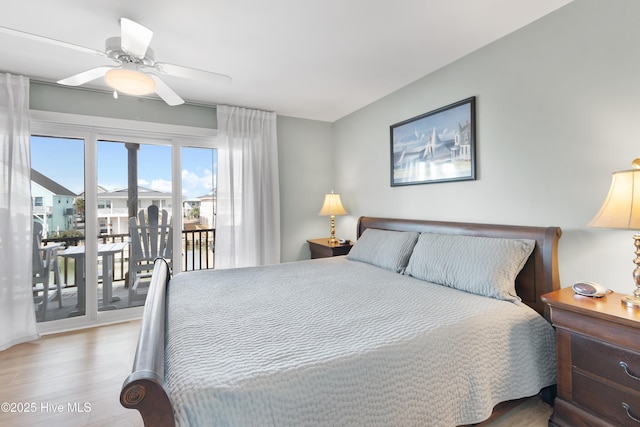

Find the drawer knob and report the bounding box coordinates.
[623,403,640,423]
[620,361,640,381]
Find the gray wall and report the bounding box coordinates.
[277,116,334,261]
[31,83,217,128]
[332,0,640,293]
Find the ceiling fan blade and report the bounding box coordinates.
[57,66,115,86]
[153,62,232,85]
[0,25,107,58]
[120,18,153,59]
[150,75,184,106]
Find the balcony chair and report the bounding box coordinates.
[128,205,172,306]
[32,222,65,321]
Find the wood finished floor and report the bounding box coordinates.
[0,321,143,427]
[0,320,552,426]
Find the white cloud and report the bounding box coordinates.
[182,168,213,198]
[132,170,213,198]
[150,179,172,193]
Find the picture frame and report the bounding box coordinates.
[390,96,476,186]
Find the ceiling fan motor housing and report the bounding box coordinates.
[105,37,155,66]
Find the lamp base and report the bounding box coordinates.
[327,215,338,246]
[622,295,640,309]
[624,234,640,309]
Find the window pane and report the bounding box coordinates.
[97,140,172,311]
[181,146,216,271]
[30,136,85,322]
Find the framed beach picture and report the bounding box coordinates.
[390,96,476,186]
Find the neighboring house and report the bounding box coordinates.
[96,186,173,235]
[182,199,199,218]
[31,169,77,237]
[197,190,216,229]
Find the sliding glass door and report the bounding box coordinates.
[29,116,217,332]
[30,135,86,322]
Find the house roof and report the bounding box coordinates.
[98,186,171,199]
[196,190,215,200]
[31,169,76,197]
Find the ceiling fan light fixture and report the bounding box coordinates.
[104,66,156,96]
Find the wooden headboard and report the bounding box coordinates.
[356,216,562,319]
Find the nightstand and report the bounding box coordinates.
[307,238,352,259]
[542,287,640,426]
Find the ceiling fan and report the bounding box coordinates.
[0,18,231,106]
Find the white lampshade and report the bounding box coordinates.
[588,169,640,230]
[105,66,156,96]
[589,162,640,309]
[319,193,347,216]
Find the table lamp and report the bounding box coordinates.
[319,192,347,245]
[588,159,640,308]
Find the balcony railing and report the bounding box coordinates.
[42,228,215,286]
[96,207,129,216]
[183,228,215,270]
[33,206,52,215]
[96,207,174,217]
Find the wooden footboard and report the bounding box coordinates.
[120,258,175,427]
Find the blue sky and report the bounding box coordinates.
[31,136,215,199]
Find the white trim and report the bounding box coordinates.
[85,128,98,321]
[172,142,183,275]
[36,307,144,335]
[31,109,217,140]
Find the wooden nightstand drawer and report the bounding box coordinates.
[573,334,640,392]
[573,371,640,426]
[542,288,640,426]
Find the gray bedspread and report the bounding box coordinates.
[165,257,556,426]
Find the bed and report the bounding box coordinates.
[120,216,562,426]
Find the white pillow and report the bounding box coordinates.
[404,232,535,302]
[347,229,419,273]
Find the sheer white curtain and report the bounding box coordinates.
[216,105,280,268]
[0,74,38,351]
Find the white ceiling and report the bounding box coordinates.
[0,0,573,122]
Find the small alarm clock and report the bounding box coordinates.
[572,281,608,298]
